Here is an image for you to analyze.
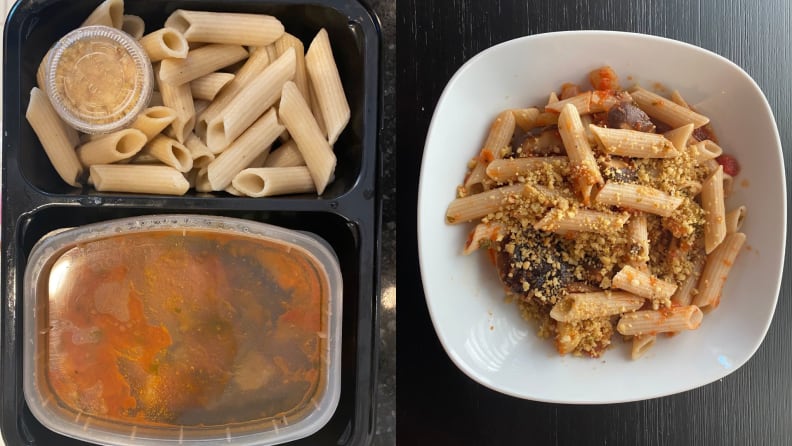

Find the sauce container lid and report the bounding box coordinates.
[45,25,153,134]
[23,215,343,446]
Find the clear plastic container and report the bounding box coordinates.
[23,215,342,446]
[44,25,153,134]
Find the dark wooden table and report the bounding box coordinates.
[396,0,792,444]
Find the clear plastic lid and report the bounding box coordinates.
[45,25,153,134]
[23,215,342,446]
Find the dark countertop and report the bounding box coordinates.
[397,0,791,444]
[370,0,396,445]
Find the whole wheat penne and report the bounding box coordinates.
[466,110,517,188]
[670,90,690,108]
[617,306,703,336]
[626,214,650,271]
[590,125,678,158]
[190,72,235,101]
[231,166,316,197]
[142,135,193,172]
[77,129,147,166]
[612,265,678,301]
[558,103,603,204]
[196,46,271,135]
[630,87,709,129]
[446,183,525,224]
[205,48,295,151]
[263,140,306,168]
[725,206,746,234]
[545,90,621,115]
[663,123,694,152]
[81,0,123,28]
[462,222,504,255]
[139,28,189,61]
[631,334,656,360]
[156,65,195,143]
[702,165,726,254]
[550,291,644,322]
[305,28,350,145]
[207,108,283,190]
[671,250,706,306]
[693,232,746,308]
[90,164,190,195]
[184,133,215,168]
[165,10,284,46]
[555,322,582,355]
[160,44,248,86]
[26,87,83,187]
[534,208,629,234]
[511,108,540,132]
[595,182,684,217]
[275,33,310,102]
[690,140,723,162]
[278,81,337,195]
[122,15,145,39]
[485,156,568,182]
[130,106,178,141]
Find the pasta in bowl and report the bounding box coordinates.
[418,31,785,403]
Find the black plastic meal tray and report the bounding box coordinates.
[1,0,381,444]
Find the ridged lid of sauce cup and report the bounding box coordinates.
[23,215,342,446]
[45,25,153,134]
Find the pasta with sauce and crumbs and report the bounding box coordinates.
[446,66,746,359]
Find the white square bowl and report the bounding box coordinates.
[417,30,786,403]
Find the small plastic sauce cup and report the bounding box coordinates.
[45,25,153,134]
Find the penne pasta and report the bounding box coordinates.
[557,103,603,204]
[194,166,211,192]
[670,90,690,108]
[549,291,644,322]
[26,87,83,187]
[462,222,504,255]
[205,48,295,152]
[184,133,215,168]
[485,156,568,183]
[190,72,235,101]
[545,90,621,115]
[156,65,195,143]
[690,140,723,162]
[625,214,650,271]
[671,250,706,306]
[534,208,629,234]
[263,140,306,168]
[165,10,284,46]
[139,28,189,62]
[90,164,190,195]
[77,129,147,166]
[275,33,310,102]
[617,306,703,336]
[510,108,540,132]
[725,206,747,234]
[122,15,145,39]
[141,135,194,172]
[206,108,283,190]
[630,87,710,129]
[81,0,123,28]
[693,232,746,309]
[663,123,694,152]
[130,106,178,141]
[465,110,516,188]
[595,182,684,217]
[590,125,678,158]
[702,165,726,254]
[160,44,248,86]
[612,265,678,302]
[631,334,656,360]
[231,166,316,197]
[446,183,526,224]
[305,28,350,145]
[278,81,337,195]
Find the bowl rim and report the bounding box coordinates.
[417,29,787,404]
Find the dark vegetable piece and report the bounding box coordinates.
[607,102,656,133]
